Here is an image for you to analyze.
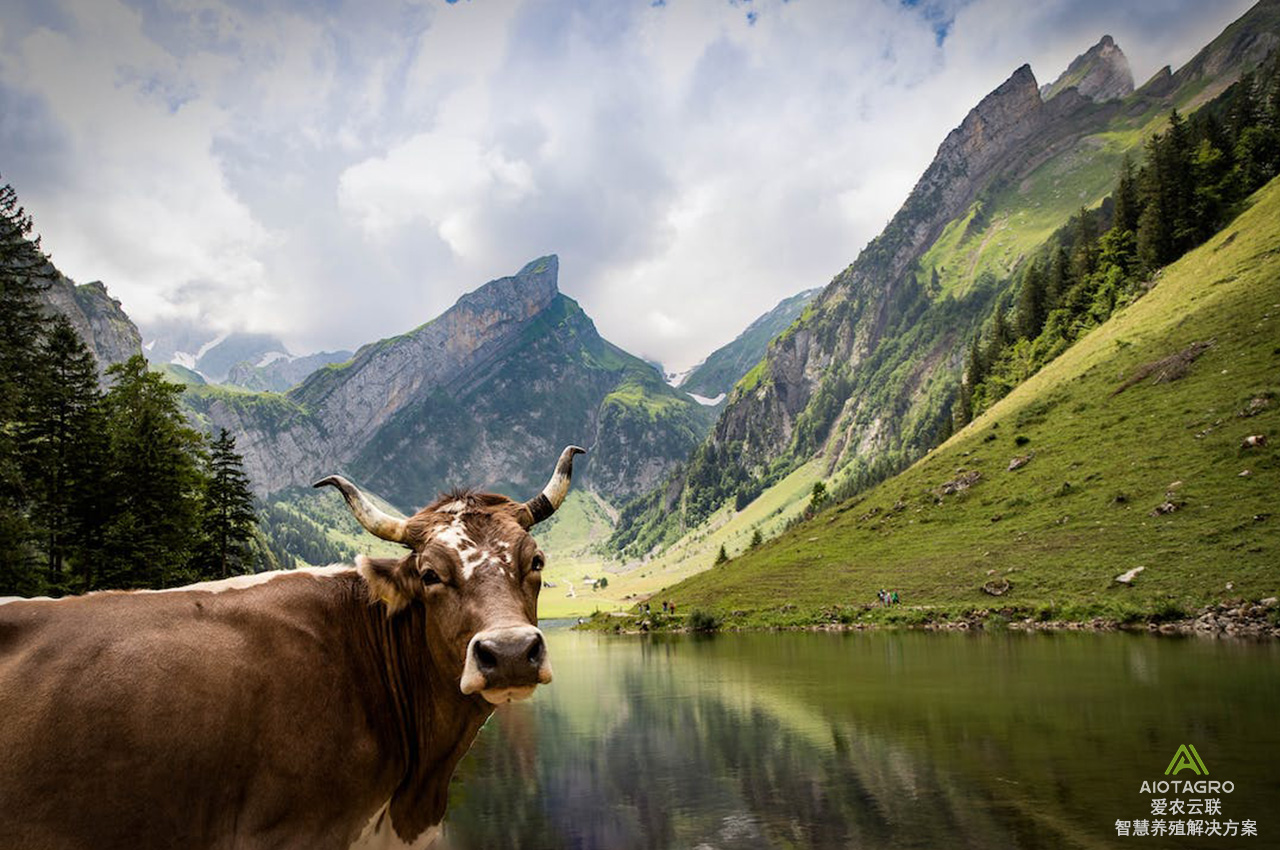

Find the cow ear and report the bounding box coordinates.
[356,554,418,615]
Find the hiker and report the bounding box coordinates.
[892,590,900,605]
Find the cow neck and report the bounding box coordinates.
[352,592,494,839]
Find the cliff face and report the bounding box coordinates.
[190,257,712,509]
[715,61,1094,465]
[37,273,142,378]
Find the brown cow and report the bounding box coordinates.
[0,446,585,850]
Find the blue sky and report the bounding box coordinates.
[0,0,1255,370]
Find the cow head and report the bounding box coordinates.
[314,446,584,705]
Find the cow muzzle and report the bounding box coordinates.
[460,625,553,704]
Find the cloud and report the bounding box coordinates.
[0,0,1259,368]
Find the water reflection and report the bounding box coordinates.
[446,631,1280,849]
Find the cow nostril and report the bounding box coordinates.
[474,643,498,671]
[526,635,545,666]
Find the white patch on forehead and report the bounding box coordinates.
[351,799,441,850]
[432,514,510,581]
[437,500,466,514]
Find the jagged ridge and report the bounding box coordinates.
[188,256,713,510]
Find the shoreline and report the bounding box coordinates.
[575,599,1280,640]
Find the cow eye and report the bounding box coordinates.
[421,568,443,586]
[530,553,545,572]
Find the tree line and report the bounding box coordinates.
[0,178,263,596]
[958,58,1280,424]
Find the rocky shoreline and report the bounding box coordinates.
[580,598,1280,639]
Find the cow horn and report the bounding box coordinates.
[313,475,409,545]
[521,446,586,527]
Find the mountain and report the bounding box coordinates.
[609,1,1280,557]
[224,349,353,393]
[1040,35,1134,103]
[141,319,354,392]
[661,173,1280,624]
[184,256,714,510]
[37,273,142,377]
[679,288,821,402]
[188,332,289,383]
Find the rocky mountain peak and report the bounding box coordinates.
[1041,34,1135,103]
[450,254,559,327]
[878,63,1046,275]
[951,63,1044,153]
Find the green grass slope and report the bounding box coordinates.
[660,177,1280,625]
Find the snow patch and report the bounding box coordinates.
[665,364,700,388]
[688,392,725,406]
[195,331,230,361]
[256,350,291,368]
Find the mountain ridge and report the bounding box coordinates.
[187,256,714,511]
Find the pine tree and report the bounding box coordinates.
[964,335,985,391]
[1069,208,1099,282]
[986,304,1011,366]
[0,178,55,594]
[809,481,828,513]
[1112,154,1141,235]
[196,429,259,579]
[20,315,103,588]
[1164,109,1196,254]
[955,379,973,429]
[99,356,207,589]
[1015,260,1047,340]
[1045,245,1071,310]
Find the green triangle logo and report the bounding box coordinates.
[1165,744,1208,776]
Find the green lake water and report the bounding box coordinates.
[446,627,1279,850]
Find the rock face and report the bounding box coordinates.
[37,273,143,378]
[714,60,1094,466]
[189,256,712,509]
[1041,35,1135,103]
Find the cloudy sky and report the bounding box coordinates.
[0,0,1256,371]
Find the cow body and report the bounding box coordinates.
[1,568,478,849]
[0,446,586,850]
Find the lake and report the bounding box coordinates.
[445,626,1279,850]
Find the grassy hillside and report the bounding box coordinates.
[649,176,1280,626]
